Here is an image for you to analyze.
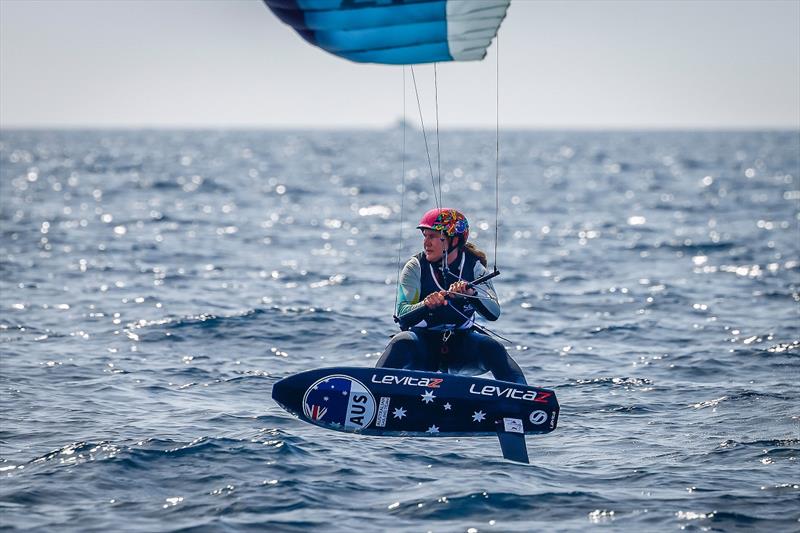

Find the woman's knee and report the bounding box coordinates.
[389,331,420,352]
[473,335,509,363]
[472,334,526,384]
[377,331,420,368]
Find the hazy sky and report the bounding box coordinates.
[1,0,798,129]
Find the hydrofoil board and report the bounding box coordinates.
[271,367,559,463]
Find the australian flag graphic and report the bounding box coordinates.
[302,375,375,430]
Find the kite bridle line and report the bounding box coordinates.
[393,67,408,316]
[394,45,505,340]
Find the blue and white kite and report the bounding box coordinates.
[264,0,510,64]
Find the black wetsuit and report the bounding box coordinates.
[376,250,526,385]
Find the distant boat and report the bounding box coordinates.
[388,118,418,132]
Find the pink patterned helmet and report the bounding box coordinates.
[416,208,470,241]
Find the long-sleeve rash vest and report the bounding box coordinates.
[396,251,501,331]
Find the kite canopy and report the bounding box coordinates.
[264,0,510,64]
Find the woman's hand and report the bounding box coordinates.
[423,290,448,309]
[448,280,476,296]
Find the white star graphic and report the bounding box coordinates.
[443,402,452,410]
[392,407,407,419]
[421,390,436,404]
[323,396,329,402]
[426,425,440,433]
[472,410,486,422]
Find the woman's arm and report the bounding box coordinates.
[396,257,426,318]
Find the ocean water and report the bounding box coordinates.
[0,129,798,532]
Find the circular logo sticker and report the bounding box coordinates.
[302,375,376,431]
[529,410,548,425]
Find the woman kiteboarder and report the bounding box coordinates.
[377,208,527,385]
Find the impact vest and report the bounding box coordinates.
[415,251,479,331]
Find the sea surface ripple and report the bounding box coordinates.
[1,129,798,531]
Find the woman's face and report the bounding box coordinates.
[422,229,448,262]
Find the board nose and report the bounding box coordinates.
[271,376,289,403]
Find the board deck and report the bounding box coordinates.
[272,367,559,462]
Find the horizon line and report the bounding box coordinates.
[2,124,799,133]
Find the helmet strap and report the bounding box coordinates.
[446,236,462,255]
